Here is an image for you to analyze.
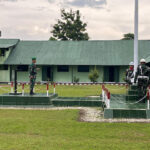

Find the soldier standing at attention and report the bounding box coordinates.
[134,58,150,97]
[125,61,134,85]
[29,57,37,95]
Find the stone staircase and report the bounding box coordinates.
[104,85,150,119]
[126,85,146,102]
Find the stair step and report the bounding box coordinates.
[104,108,150,119]
[128,90,139,95]
[130,85,138,90]
[126,95,139,101]
[51,99,102,107]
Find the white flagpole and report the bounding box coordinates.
[134,0,139,75]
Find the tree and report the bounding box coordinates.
[88,67,99,83]
[50,9,89,41]
[122,33,134,40]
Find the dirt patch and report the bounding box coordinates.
[79,107,102,122]
[78,108,150,123]
[78,109,86,122]
[0,85,10,87]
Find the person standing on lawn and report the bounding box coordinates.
[29,57,38,95]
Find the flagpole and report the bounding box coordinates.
[134,0,138,75]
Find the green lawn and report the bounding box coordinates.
[0,109,150,150]
[0,84,127,97]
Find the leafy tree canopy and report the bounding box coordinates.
[50,9,89,41]
[122,33,134,40]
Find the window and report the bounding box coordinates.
[17,65,28,71]
[0,65,8,70]
[0,48,9,56]
[57,66,69,72]
[78,66,89,72]
[0,49,5,56]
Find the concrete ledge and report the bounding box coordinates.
[52,100,102,107]
[0,93,58,105]
[104,108,149,119]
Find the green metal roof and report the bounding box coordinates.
[0,39,19,48]
[145,56,150,63]
[4,40,150,65]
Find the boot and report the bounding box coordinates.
[30,89,34,95]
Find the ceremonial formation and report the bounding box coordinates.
[125,58,150,102]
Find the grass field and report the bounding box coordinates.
[0,84,143,150]
[0,84,127,97]
[0,109,150,150]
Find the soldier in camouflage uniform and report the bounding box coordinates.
[125,62,134,85]
[134,59,150,97]
[29,58,37,95]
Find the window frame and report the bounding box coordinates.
[57,65,69,72]
[78,65,89,72]
[0,65,8,70]
[17,65,29,72]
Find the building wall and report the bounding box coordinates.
[53,65,104,83]
[0,66,10,82]
[0,47,14,82]
[53,66,72,82]
[17,66,42,82]
[0,65,127,83]
[119,66,128,82]
[73,66,90,82]
[73,66,103,82]
[99,66,104,82]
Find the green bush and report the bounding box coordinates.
[73,76,79,83]
[88,67,99,83]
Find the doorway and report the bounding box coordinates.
[104,66,119,82]
[42,66,52,81]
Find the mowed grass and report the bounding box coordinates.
[0,109,150,150]
[0,85,148,150]
[0,84,128,97]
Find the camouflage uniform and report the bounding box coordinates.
[29,61,37,95]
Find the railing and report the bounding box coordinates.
[8,81,56,97]
[4,82,128,86]
[1,82,125,99]
[102,84,111,108]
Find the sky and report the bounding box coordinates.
[0,0,150,40]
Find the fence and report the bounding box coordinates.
[102,84,111,108]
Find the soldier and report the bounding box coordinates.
[134,58,150,97]
[125,61,134,85]
[29,57,37,95]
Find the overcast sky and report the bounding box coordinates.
[0,0,150,40]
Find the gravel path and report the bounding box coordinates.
[79,108,150,123]
[0,106,150,123]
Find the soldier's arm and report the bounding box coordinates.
[131,71,134,78]
[29,65,32,75]
[36,68,40,71]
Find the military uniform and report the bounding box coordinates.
[29,58,37,95]
[134,63,150,97]
[126,68,134,85]
[125,62,134,85]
